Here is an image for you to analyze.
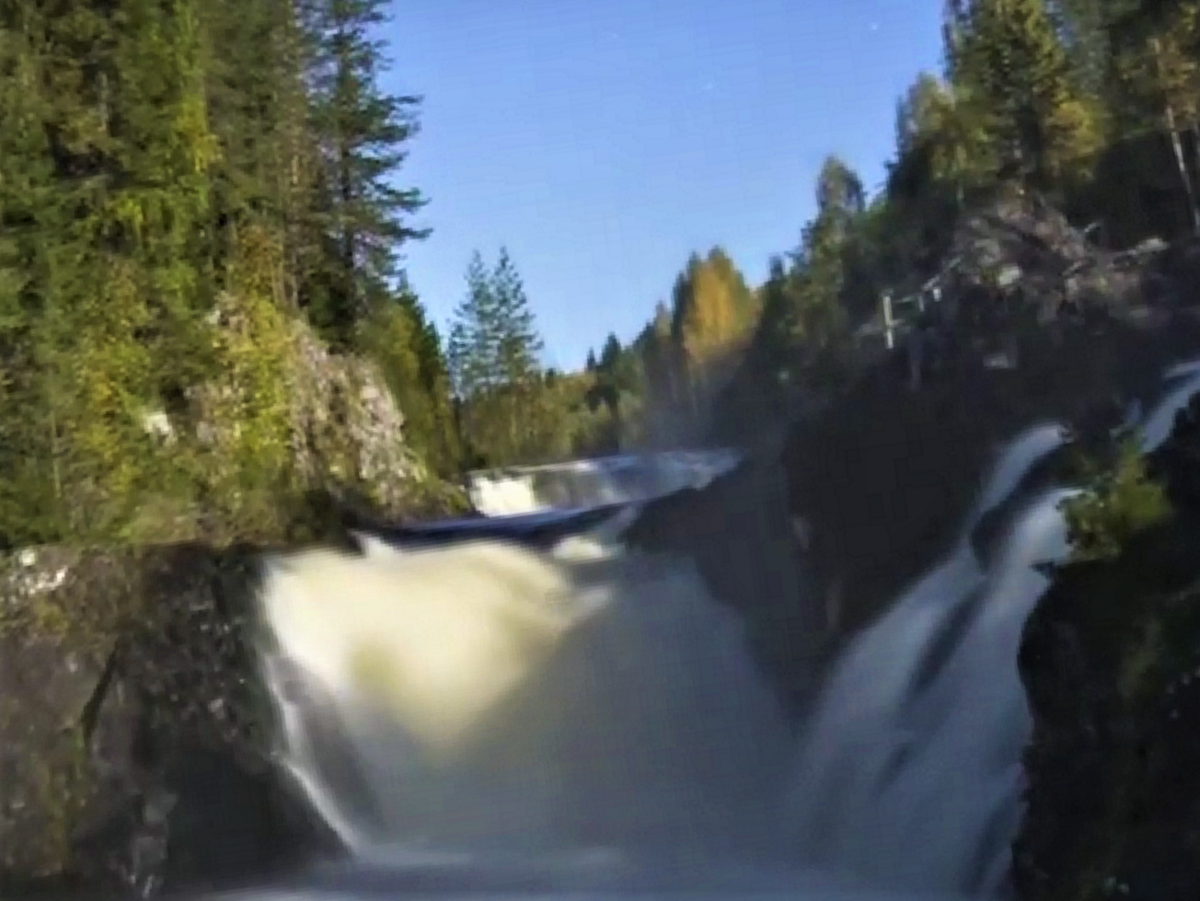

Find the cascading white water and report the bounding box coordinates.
[782,487,1072,896]
[257,525,796,869]
[465,449,742,516]
[780,424,1070,896]
[782,364,1200,898]
[230,361,1200,901]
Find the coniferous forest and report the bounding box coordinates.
[3,0,1200,544]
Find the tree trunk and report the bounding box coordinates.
[1190,122,1200,212]
[1165,107,1199,234]
[1152,37,1200,234]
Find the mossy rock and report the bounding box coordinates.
[0,541,334,897]
[1015,392,1200,901]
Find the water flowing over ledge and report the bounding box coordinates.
[234,360,1200,901]
[464,449,742,516]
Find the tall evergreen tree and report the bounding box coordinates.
[1110,0,1200,230]
[949,0,1102,191]
[490,246,544,384]
[300,0,429,346]
[447,248,548,465]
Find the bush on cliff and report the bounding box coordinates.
[1015,393,1200,901]
[1059,436,1172,562]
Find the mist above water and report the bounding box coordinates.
[258,530,795,865]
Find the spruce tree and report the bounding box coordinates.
[949,0,1101,190]
[447,248,548,465]
[300,0,429,346]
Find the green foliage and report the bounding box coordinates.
[746,159,864,392]
[355,290,462,476]
[298,0,430,348]
[448,249,544,395]
[448,248,558,466]
[1060,437,1173,560]
[0,0,455,547]
[949,0,1104,191]
[9,0,1200,526]
[178,226,298,539]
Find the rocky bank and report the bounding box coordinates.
[0,298,465,897]
[1013,391,1200,901]
[732,194,1200,689]
[0,541,344,898]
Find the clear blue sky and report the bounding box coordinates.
[381,0,946,372]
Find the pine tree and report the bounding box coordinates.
[447,248,548,465]
[0,0,227,540]
[1046,0,1137,97]
[447,251,501,397]
[1110,0,1200,231]
[300,0,429,347]
[490,246,544,384]
[949,0,1102,191]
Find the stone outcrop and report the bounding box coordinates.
[776,310,1200,649]
[1014,391,1200,901]
[0,542,339,898]
[184,291,465,529]
[621,447,819,711]
[281,317,430,518]
[946,189,1154,322]
[704,195,1200,676]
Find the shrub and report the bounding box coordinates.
[1059,435,1172,561]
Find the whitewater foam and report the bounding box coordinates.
[261,541,605,755]
[465,450,742,516]
[257,517,794,864]
[782,361,1200,896]
[244,359,1200,901]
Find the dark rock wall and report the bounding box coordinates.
[0,543,338,899]
[1013,393,1200,901]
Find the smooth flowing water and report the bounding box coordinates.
[202,363,1200,901]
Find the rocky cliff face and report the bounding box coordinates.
[1014,392,1200,901]
[0,284,469,897]
[185,292,465,530]
[0,542,339,898]
[721,195,1200,667]
[779,311,1200,645]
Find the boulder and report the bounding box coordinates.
[946,189,1152,328]
[0,542,338,898]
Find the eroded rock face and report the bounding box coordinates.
[948,190,1150,318]
[706,193,1200,651]
[1014,392,1200,901]
[776,313,1200,642]
[187,292,459,526]
[283,320,430,518]
[0,543,337,898]
[621,451,821,711]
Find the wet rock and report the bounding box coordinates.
[0,543,340,898]
[708,194,1200,657]
[1014,390,1200,901]
[621,449,820,710]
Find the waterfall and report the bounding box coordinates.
[781,364,1200,897]
[256,523,796,868]
[230,363,1200,901]
[464,450,741,515]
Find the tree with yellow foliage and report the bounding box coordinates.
[947,0,1104,193]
